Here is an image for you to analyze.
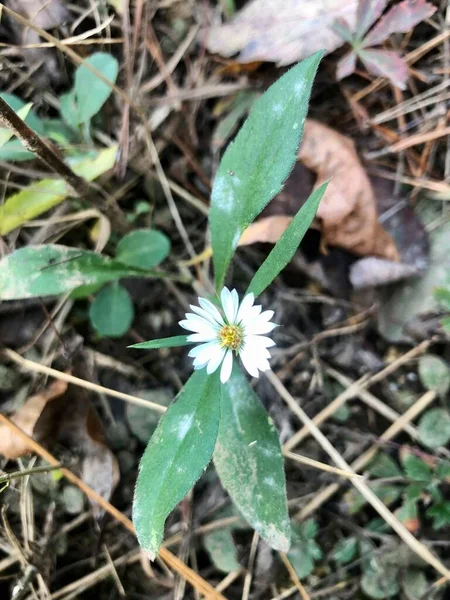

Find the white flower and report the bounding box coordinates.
[179,287,276,384]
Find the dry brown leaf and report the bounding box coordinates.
[239,215,294,245]
[298,119,399,260]
[0,378,68,459]
[205,0,358,66]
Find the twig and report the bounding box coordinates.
[266,370,450,581]
[0,413,227,600]
[282,338,433,452]
[279,553,310,600]
[0,98,126,233]
[283,452,364,480]
[3,349,167,413]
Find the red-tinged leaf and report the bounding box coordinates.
[337,51,357,80]
[355,0,388,40]
[362,0,437,47]
[332,18,354,43]
[359,48,408,89]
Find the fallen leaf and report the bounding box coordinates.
[205,0,358,66]
[6,0,69,30]
[297,119,399,260]
[0,370,119,511]
[239,215,294,245]
[335,0,437,89]
[0,379,68,459]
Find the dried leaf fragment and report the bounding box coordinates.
[298,119,399,260]
[0,378,67,459]
[205,0,358,66]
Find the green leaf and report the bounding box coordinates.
[418,408,450,449]
[209,51,323,289]
[402,454,432,482]
[116,229,171,269]
[405,483,424,502]
[212,91,259,150]
[73,52,118,124]
[247,182,328,297]
[361,568,401,599]
[369,454,402,478]
[0,103,32,148]
[435,460,450,481]
[418,354,450,396]
[401,569,428,600]
[132,370,221,557]
[0,245,159,300]
[0,146,117,234]
[0,92,45,134]
[60,91,80,129]
[332,537,358,564]
[213,365,290,551]
[128,335,191,350]
[434,286,450,310]
[203,529,240,573]
[89,282,134,337]
[288,520,322,579]
[427,501,450,530]
[396,500,418,528]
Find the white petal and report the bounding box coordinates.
[236,293,255,323]
[188,341,218,358]
[220,350,233,383]
[255,356,271,371]
[197,297,224,325]
[206,345,226,374]
[240,347,260,378]
[246,304,262,321]
[179,315,218,335]
[187,332,218,343]
[221,287,236,323]
[246,334,275,348]
[190,304,223,327]
[245,313,277,335]
[231,289,239,321]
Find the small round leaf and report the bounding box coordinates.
[116,229,171,269]
[418,354,450,396]
[418,408,450,449]
[89,283,134,338]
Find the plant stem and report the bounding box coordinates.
[0,97,128,233]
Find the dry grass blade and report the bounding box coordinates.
[266,370,450,581]
[282,338,432,451]
[279,552,310,600]
[283,451,364,479]
[3,349,167,413]
[0,413,228,600]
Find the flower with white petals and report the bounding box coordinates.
[179,287,276,384]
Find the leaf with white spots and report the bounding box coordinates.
[133,369,221,558]
[209,52,322,289]
[0,245,160,300]
[214,365,290,551]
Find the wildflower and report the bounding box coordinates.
[179,287,276,384]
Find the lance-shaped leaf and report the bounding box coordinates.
[209,51,322,290]
[214,365,290,551]
[247,182,328,298]
[0,146,117,234]
[129,335,191,350]
[359,49,408,90]
[133,370,221,557]
[0,245,160,300]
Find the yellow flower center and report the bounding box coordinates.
[218,324,243,351]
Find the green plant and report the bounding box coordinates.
[0,227,171,339]
[129,52,327,558]
[344,451,450,532]
[287,519,323,579]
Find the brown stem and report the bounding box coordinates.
[0,97,128,233]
